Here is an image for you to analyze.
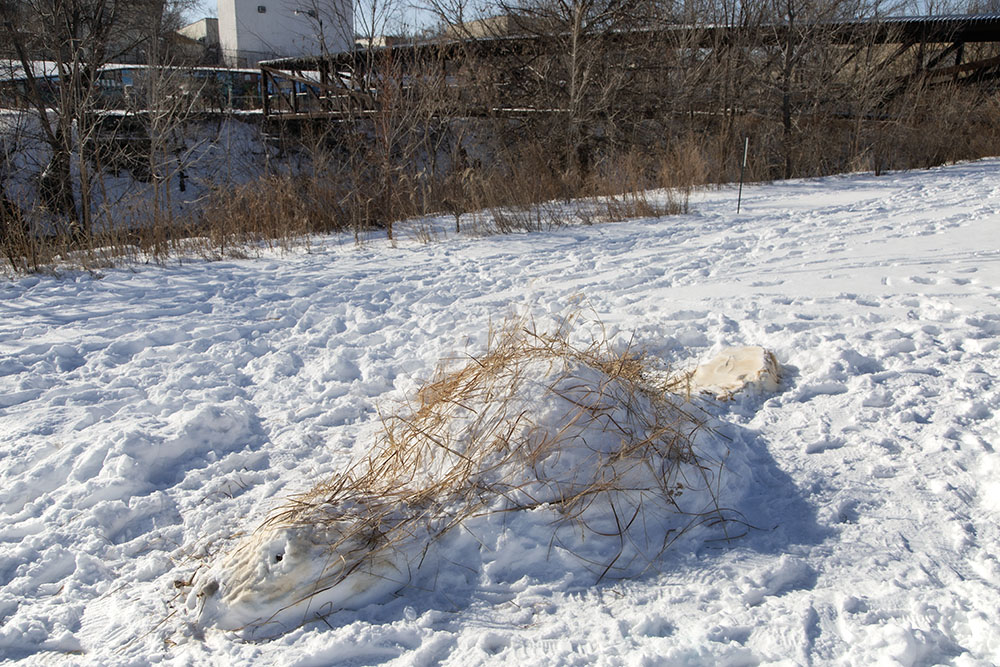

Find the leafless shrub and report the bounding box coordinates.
[0,198,43,274]
[195,175,331,257]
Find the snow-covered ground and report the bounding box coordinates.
[1,159,999,665]
[0,112,278,230]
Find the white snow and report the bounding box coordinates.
[1,158,999,664]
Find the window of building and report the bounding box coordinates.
[257,5,266,12]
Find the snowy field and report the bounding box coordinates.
[1,159,999,665]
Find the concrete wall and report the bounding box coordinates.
[178,18,220,47]
[219,0,354,66]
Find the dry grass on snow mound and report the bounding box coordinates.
[190,318,749,636]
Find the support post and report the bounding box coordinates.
[261,69,270,117]
[737,136,749,215]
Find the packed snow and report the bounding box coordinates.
[1,159,999,664]
[683,345,781,399]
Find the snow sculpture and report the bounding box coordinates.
[192,323,748,636]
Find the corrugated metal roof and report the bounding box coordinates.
[1,61,261,84]
[0,60,60,84]
[882,13,1000,23]
[263,13,1000,71]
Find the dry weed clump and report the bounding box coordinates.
[192,319,743,635]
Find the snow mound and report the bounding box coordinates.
[192,321,750,636]
[687,346,781,399]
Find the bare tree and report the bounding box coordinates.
[426,0,670,182]
[0,0,188,239]
[289,0,356,59]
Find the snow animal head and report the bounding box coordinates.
[192,516,409,635]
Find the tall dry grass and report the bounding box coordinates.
[5,81,1000,276]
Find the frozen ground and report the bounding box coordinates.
[1,159,999,665]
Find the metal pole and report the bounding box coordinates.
[737,136,749,215]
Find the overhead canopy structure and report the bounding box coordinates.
[258,14,1000,120]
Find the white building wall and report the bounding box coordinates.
[178,18,220,46]
[218,0,354,66]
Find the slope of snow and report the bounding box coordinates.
[1,159,998,664]
[1,113,281,231]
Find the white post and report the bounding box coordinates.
[737,136,749,215]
